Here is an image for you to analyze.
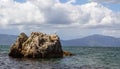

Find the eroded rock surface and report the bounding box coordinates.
[9,32,73,58]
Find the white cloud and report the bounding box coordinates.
[0,0,120,38]
[66,0,76,4]
[75,2,120,29]
[89,0,120,3]
[0,0,45,27]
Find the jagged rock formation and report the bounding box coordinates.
[9,32,73,58]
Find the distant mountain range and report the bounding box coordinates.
[0,34,120,47]
[61,34,120,47]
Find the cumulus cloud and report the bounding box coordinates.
[89,0,120,3]
[0,0,120,37]
[0,0,45,26]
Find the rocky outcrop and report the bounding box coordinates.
[9,32,73,58]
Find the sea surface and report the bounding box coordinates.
[0,45,120,69]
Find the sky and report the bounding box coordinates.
[0,0,120,40]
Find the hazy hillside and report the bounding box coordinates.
[0,34,17,45]
[61,34,120,47]
[0,34,120,47]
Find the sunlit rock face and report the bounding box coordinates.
[8,32,64,58]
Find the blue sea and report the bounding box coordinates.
[0,45,120,69]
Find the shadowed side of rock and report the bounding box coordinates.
[9,32,72,58]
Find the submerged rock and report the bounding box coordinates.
[9,32,73,58]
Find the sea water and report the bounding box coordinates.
[0,45,120,69]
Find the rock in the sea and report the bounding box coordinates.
[63,51,74,57]
[9,32,73,58]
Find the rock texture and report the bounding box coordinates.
[9,32,73,58]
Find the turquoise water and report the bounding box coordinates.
[0,45,120,69]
